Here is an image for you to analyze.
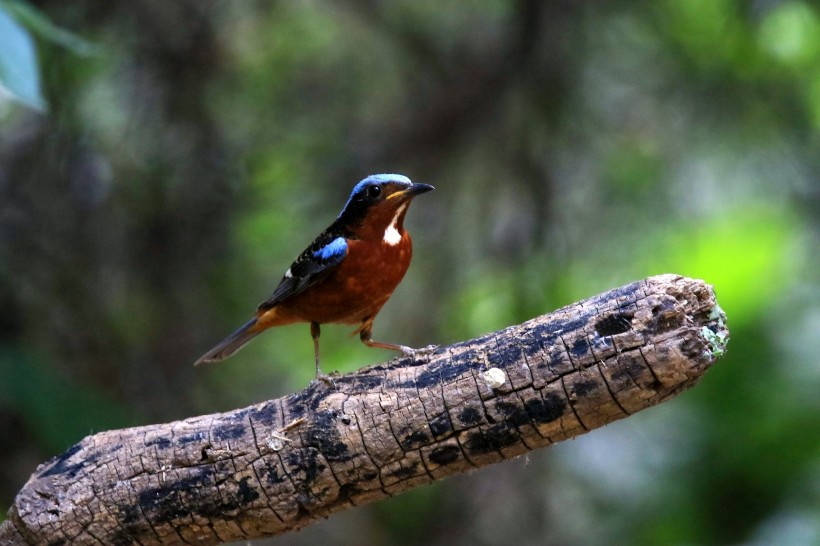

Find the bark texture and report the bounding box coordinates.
[0,274,729,545]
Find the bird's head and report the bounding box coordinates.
[336,174,434,239]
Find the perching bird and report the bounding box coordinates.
[195,174,434,381]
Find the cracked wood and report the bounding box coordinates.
[0,274,729,546]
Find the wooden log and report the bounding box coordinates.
[0,274,729,545]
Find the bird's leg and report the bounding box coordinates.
[310,322,334,386]
[359,324,436,358]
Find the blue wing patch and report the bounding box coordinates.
[257,234,348,310]
[313,236,348,263]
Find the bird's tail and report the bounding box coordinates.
[194,317,261,366]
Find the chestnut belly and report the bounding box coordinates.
[277,236,413,325]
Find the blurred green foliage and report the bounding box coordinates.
[1,1,819,544]
[0,348,127,450]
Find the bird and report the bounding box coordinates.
[194,174,435,382]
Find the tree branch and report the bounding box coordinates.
[0,274,729,546]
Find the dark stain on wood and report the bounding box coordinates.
[177,432,207,446]
[286,448,326,484]
[287,383,330,418]
[527,393,566,424]
[386,461,420,481]
[338,483,362,500]
[493,400,530,427]
[595,313,633,336]
[428,445,461,465]
[570,337,590,359]
[337,372,384,391]
[361,470,379,482]
[304,411,351,462]
[109,528,139,545]
[39,443,91,479]
[117,504,141,526]
[411,356,474,388]
[487,338,520,366]
[236,476,261,504]
[610,355,648,384]
[520,336,548,359]
[463,424,519,454]
[428,412,453,438]
[262,462,287,486]
[650,299,681,332]
[136,466,232,522]
[457,407,482,427]
[572,379,598,397]
[144,437,172,449]
[212,422,246,442]
[542,315,588,338]
[249,402,280,426]
[401,429,431,449]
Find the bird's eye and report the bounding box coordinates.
[367,184,382,199]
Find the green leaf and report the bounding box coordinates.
[0,3,45,111]
[0,0,98,56]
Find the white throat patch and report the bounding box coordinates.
[383,204,407,246]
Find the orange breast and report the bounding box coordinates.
[272,233,413,325]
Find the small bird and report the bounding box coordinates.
[195,174,434,381]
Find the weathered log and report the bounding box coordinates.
[0,274,729,545]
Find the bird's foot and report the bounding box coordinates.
[313,372,337,389]
[400,344,439,358]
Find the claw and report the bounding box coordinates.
[313,372,337,389]
[400,344,438,358]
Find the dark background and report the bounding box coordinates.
[1,1,819,544]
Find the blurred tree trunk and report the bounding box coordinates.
[0,1,235,412]
[0,1,238,501]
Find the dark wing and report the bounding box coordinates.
[257,233,349,311]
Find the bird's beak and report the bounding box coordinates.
[388,183,435,200]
